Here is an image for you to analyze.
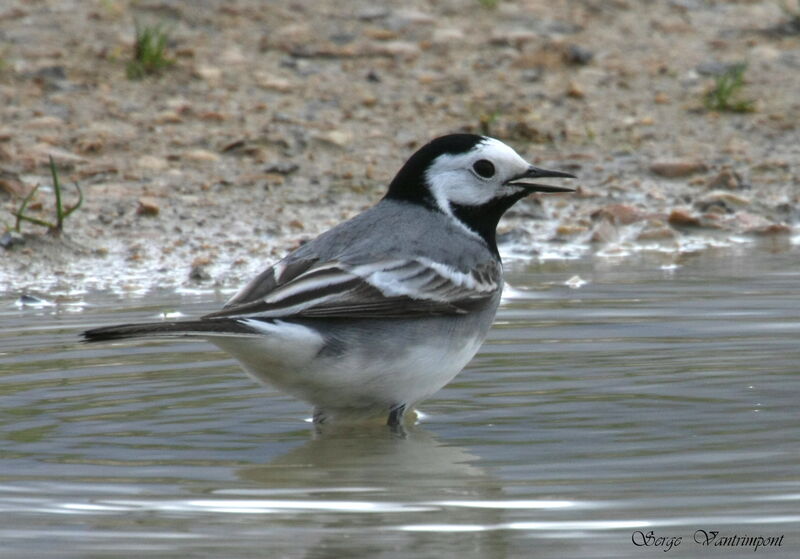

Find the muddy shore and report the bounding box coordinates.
[1,0,798,297]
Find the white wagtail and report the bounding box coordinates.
[83,134,575,426]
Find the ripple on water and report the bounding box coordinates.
[1,246,799,557]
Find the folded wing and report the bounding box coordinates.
[205,258,501,320]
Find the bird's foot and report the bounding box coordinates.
[312,408,328,424]
[387,404,406,428]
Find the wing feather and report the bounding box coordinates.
[205,258,501,320]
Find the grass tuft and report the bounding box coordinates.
[12,156,83,236]
[0,44,9,74]
[478,107,501,136]
[126,22,174,80]
[703,64,756,113]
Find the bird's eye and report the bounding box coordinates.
[472,159,495,179]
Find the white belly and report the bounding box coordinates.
[209,318,486,416]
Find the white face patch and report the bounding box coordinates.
[424,137,532,214]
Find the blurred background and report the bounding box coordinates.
[0,0,797,292]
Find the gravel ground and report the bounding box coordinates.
[1,0,798,297]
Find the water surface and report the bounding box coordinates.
[1,246,799,558]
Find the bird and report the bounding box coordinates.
[83,134,575,427]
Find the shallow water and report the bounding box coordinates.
[1,245,799,558]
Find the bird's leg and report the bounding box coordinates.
[312,408,328,424]
[387,404,406,428]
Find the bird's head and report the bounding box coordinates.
[385,134,575,251]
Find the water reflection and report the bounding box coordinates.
[241,424,485,488]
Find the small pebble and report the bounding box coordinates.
[637,226,676,241]
[650,159,708,178]
[137,155,168,170]
[490,29,537,48]
[356,7,389,20]
[386,9,435,30]
[255,72,294,92]
[0,231,25,249]
[706,168,745,190]
[137,197,160,217]
[695,191,750,213]
[153,111,183,124]
[265,162,299,175]
[183,149,220,163]
[566,81,585,99]
[431,28,465,45]
[564,44,594,65]
[313,130,351,148]
[746,224,791,236]
[696,60,743,76]
[0,170,26,197]
[591,203,645,225]
[667,209,703,228]
[28,115,66,129]
[189,265,211,281]
[367,40,421,59]
[193,65,222,84]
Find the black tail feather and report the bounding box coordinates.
[82,319,256,342]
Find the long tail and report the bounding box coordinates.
[82,319,257,342]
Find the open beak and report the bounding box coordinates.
[505,165,576,193]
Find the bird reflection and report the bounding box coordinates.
[233,422,514,558]
[237,421,488,492]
